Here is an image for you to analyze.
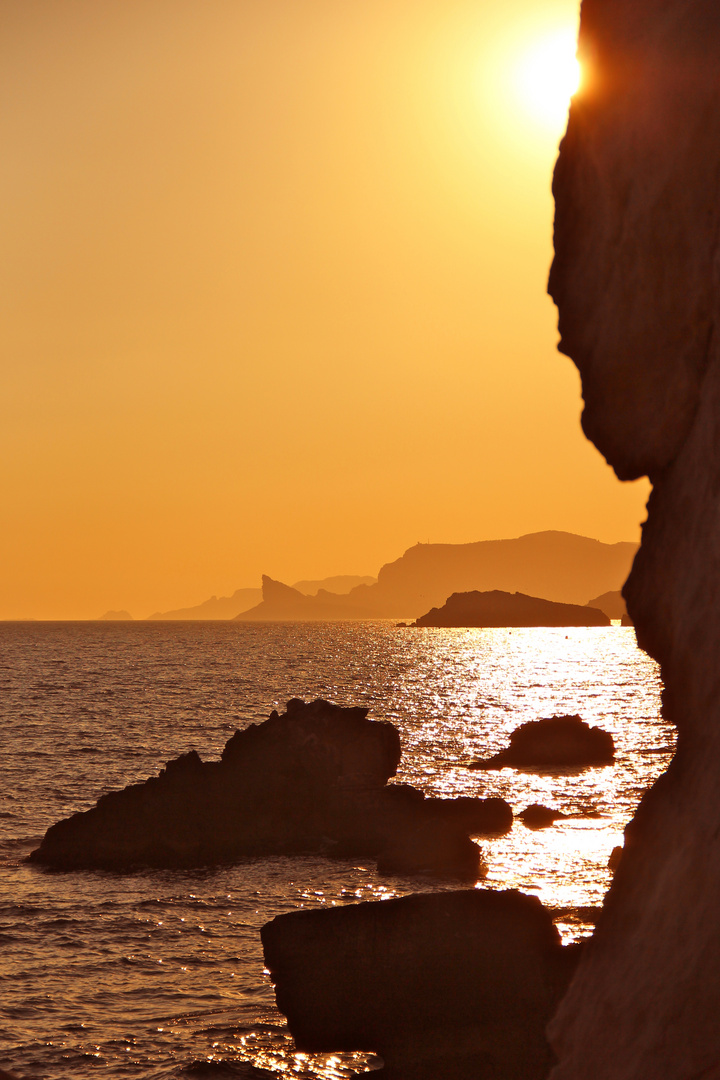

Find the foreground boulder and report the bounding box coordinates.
[262,889,580,1080]
[29,698,510,875]
[414,590,610,628]
[470,715,614,771]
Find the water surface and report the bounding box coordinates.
[0,622,670,1077]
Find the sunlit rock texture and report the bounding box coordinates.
[548,1,720,1076]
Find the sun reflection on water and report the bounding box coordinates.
[385,626,670,942]
[0,621,671,1079]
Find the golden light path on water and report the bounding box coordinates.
[1,622,671,1079]
[375,626,670,942]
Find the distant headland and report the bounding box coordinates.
[95,532,636,623]
[232,532,636,622]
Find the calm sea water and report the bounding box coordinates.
[0,621,671,1079]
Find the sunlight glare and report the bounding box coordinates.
[514,27,580,132]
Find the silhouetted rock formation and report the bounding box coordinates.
[146,588,262,620]
[584,590,627,621]
[235,533,637,621]
[235,576,373,621]
[146,576,376,620]
[413,590,610,628]
[29,699,510,877]
[470,716,614,771]
[518,805,567,829]
[261,889,580,1080]
[97,610,133,621]
[547,2,720,1075]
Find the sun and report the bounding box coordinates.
[513,27,581,132]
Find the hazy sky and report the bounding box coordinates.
[1,0,649,619]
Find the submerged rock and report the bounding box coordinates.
[414,590,610,628]
[261,889,580,1080]
[29,698,511,876]
[470,715,614,771]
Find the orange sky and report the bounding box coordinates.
[1,0,649,620]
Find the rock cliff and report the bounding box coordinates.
[548,1,720,1076]
[235,533,636,621]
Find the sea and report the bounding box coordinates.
[0,621,672,1079]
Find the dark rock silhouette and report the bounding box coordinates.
[425,795,514,835]
[519,804,567,829]
[470,716,614,771]
[413,590,610,628]
[376,823,484,881]
[234,532,637,620]
[607,846,623,872]
[261,889,580,1080]
[585,590,627,621]
[547,1,720,1074]
[29,698,510,877]
[97,609,133,621]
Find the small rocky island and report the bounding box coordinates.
[413,590,611,627]
[29,698,512,877]
[470,715,615,771]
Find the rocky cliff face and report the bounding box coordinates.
[548,2,720,1077]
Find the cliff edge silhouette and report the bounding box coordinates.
[547,2,720,1076]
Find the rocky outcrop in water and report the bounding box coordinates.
[413,590,610,628]
[518,805,567,829]
[470,715,615,771]
[547,1,720,1075]
[262,889,580,1080]
[29,698,511,877]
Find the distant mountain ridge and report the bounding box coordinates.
[235,576,375,621]
[145,575,376,620]
[235,532,638,621]
[147,589,263,621]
